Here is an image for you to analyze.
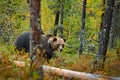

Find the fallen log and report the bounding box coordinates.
[13,60,120,80]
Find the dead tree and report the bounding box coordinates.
[29,0,44,80]
[93,0,115,70]
[79,0,87,55]
[13,60,120,80]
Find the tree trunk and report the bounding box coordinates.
[53,0,60,36]
[109,1,120,48]
[118,2,120,38]
[93,0,115,70]
[100,0,106,30]
[29,0,44,79]
[79,0,87,55]
[53,0,64,38]
[54,11,60,26]
[53,11,60,36]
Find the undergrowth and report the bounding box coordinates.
[0,44,120,80]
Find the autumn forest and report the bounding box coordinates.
[0,0,120,80]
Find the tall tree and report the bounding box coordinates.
[100,0,106,30]
[79,0,87,55]
[53,0,60,36]
[54,11,60,26]
[29,0,44,79]
[93,0,115,70]
[109,1,120,48]
[53,0,64,38]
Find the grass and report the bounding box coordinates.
[0,44,120,80]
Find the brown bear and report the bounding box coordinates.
[14,32,66,61]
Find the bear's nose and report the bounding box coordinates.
[60,49,62,52]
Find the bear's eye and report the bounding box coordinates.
[57,44,60,47]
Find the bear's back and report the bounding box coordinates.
[14,32,30,52]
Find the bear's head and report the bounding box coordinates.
[48,36,66,53]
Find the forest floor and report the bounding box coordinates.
[0,44,120,80]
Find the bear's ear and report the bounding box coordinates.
[53,38,57,42]
[63,38,66,42]
[47,34,53,38]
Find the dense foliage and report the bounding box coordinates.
[0,0,120,79]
